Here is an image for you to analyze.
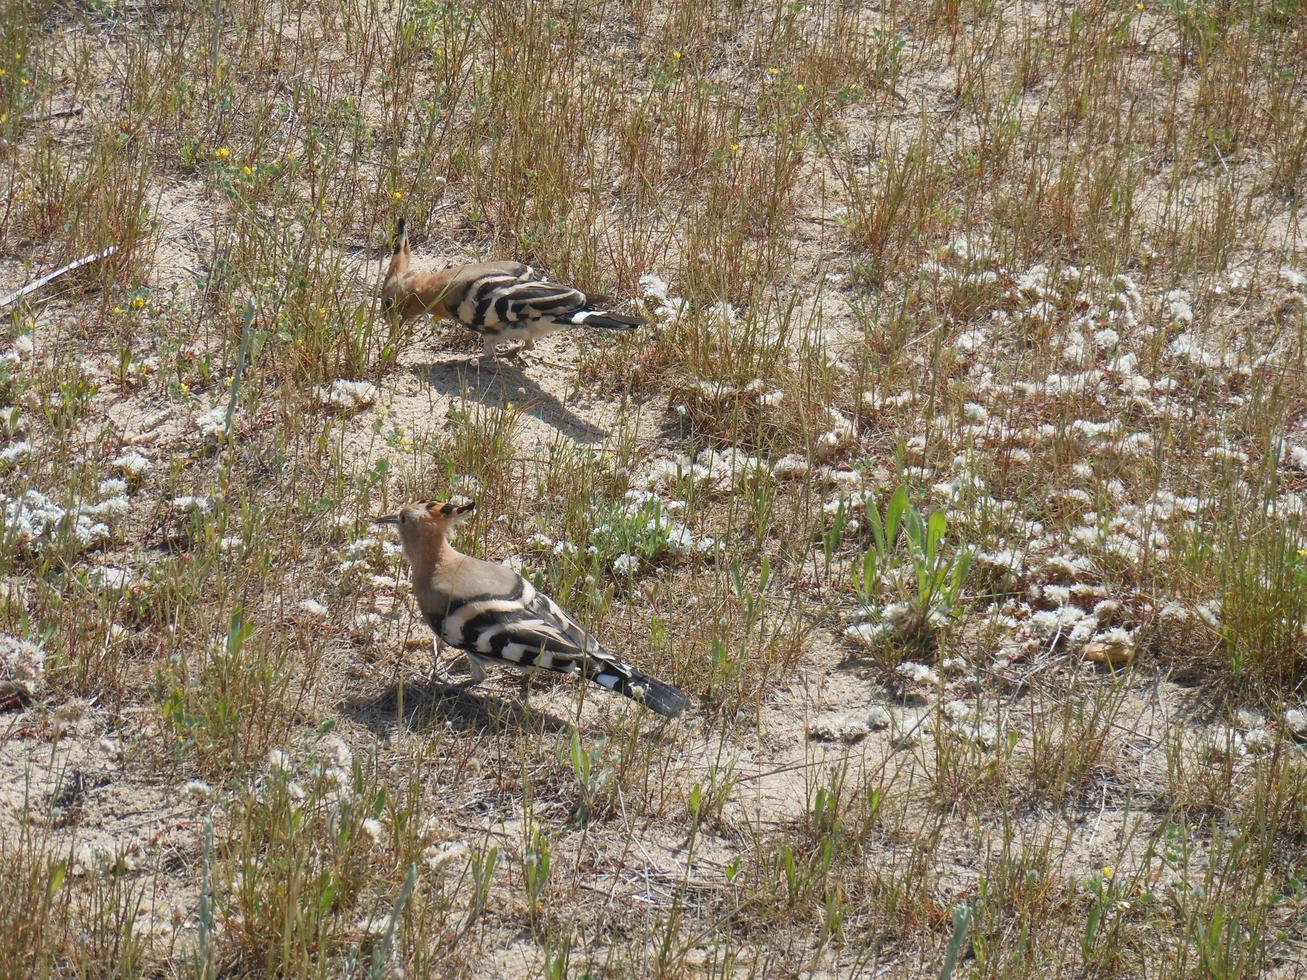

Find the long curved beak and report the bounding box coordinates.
[373,514,400,526]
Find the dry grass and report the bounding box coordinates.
[0,0,1305,975]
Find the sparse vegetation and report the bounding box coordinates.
[0,0,1305,974]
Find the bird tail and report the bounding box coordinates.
[586,656,690,718]
[566,308,646,331]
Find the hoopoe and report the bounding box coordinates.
[375,499,691,718]
[381,219,647,363]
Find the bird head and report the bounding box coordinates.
[373,498,475,558]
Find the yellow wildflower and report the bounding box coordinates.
[214,146,230,159]
[392,190,403,201]
[673,51,682,60]
[242,165,253,176]
[0,69,6,78]
[130,296,145,310]
[1102,866,1115,880]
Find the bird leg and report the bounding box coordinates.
[441,653,489,693]
[431,640,489,693]
[428,636,443,684]
[475,336,499,368]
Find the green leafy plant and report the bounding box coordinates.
[567,731,614,824]
[522,827,551,928]
[586,495,674,575]
[851,486,973,651]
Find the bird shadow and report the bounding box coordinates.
[339,678,575,738]
[411,356,609,444]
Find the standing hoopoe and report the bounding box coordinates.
[375,499,691,718]
[381,219,647,363]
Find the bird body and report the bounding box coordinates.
[376,500,690,718]
[381,220,646,362]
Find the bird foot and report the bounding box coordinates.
[438,677,483,694]
[494,341,532,363]
[469,348,525,370]
[426,664,478,693]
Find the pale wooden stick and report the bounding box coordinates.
[21,105,83,124]
[0,245,118,310]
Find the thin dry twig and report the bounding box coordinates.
[0,245,119,310]
[21,105,83,124]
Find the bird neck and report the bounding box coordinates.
[408,526,460,583]
[385,241,410,280]
[425,268,455,316]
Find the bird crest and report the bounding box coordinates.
[425,499,476,521]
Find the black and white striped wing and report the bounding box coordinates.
[453,272,588,331]
[427,573,691,716]
[431,576,598,673]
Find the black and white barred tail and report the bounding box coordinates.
[459,634,690,718]
[584,657,691,718]
[562,308,643,331]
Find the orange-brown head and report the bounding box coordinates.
[380,220,456,321]
[373,499,475,565]
[381,218,411,314]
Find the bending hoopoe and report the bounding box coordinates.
[374,499,691,718]
[381,219,647,364]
